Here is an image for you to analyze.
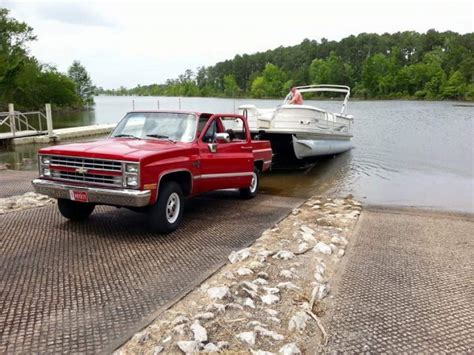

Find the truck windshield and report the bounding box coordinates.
[111,112,197,142]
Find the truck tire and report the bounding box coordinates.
[240,167,260,199]
[148,181,184,234]
[57,198,95,221]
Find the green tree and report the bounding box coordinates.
[223,74,240,97]
[441,71,467,99]
[250,63,288,98]
[68,60,95,106]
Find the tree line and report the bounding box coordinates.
[100,30,473,100]
[0,8,94,111]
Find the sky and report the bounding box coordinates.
[3,0,473,89]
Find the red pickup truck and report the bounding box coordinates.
[32,111,273,233]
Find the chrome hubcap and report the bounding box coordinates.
[250,172,257,193]
[166,192,180,223]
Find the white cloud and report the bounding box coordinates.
[3,0,473,88]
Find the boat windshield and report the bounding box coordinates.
[111,112,197,142]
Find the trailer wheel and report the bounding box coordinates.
[240,167,259,199]
[57,198,95,221]
[148,181,184,234]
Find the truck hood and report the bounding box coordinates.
[39,138,191,161]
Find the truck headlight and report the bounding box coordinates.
[41,155,51,164]
[42,168,51,177]
[126,176,138,187]
[125,163,139,173]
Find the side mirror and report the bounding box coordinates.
[208,143,218,153]
[215,132,231,143]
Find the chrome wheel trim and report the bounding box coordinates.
[249,172,258,193]
[166,192,180,224]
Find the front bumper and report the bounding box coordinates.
[32,179,151,207]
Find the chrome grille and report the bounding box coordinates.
[55,171,121,186]
[50,156,122,172]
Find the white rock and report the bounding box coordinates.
[315,264,325,275]
[279,269,294,279]
[248,320,267,327]
[277,282,301,291]
[261,294,280,305]
[301,232,316,243]
[223,271,236,280]
[177,340,200,353]
[257,271,269,279]
[203,343,219,352]
[254,325,284,341]
[193,312,215,320]
[252,351,276,355]
[253,277,268,285]
[207,286,230,300]
[237,267,254,276]
[288,311,310,333]
[318,284,330,299]
[297,242,310,254]
[244,297,256,309]
[300,225,315,235]
[331,236,348,245]
[172,315,189,326]
[273,250,295,260]
[152,345,164,354]
[241,281,259,298]
[229,248,251,263]
[338,249,345,257]
[265,308,279,317]
[279,342,302,353]
[313,242,332,255]
[248,260,265,270]
[314,272,325,283]
[236,331,256,346]
[257,249,274,258]
[190,320,207,342]
[329,243,338,253]
[263,287,280,294]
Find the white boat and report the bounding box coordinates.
[239,85,354,161]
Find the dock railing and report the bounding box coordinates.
[0,103,53,138]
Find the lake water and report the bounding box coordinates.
[1,96,473,213]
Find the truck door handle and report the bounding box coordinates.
[241,146,252,150]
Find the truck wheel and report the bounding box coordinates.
[240,167,260,199]
[148,181,184,234]
[57,198,95,221]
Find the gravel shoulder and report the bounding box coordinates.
[117,196,361,354]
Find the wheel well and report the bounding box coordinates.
[159,171,192,196]
[254,160,263,172]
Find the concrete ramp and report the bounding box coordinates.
[325,207,474,353]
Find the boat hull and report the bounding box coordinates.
[292,135,352,159]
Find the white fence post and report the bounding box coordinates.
[45,103,53,137]
[8,103,16,137]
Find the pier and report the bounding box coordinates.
[0,103,116,147]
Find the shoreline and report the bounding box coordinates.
[95,94,474,103]
[117,196,362,354]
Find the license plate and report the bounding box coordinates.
[69,190,88,203]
